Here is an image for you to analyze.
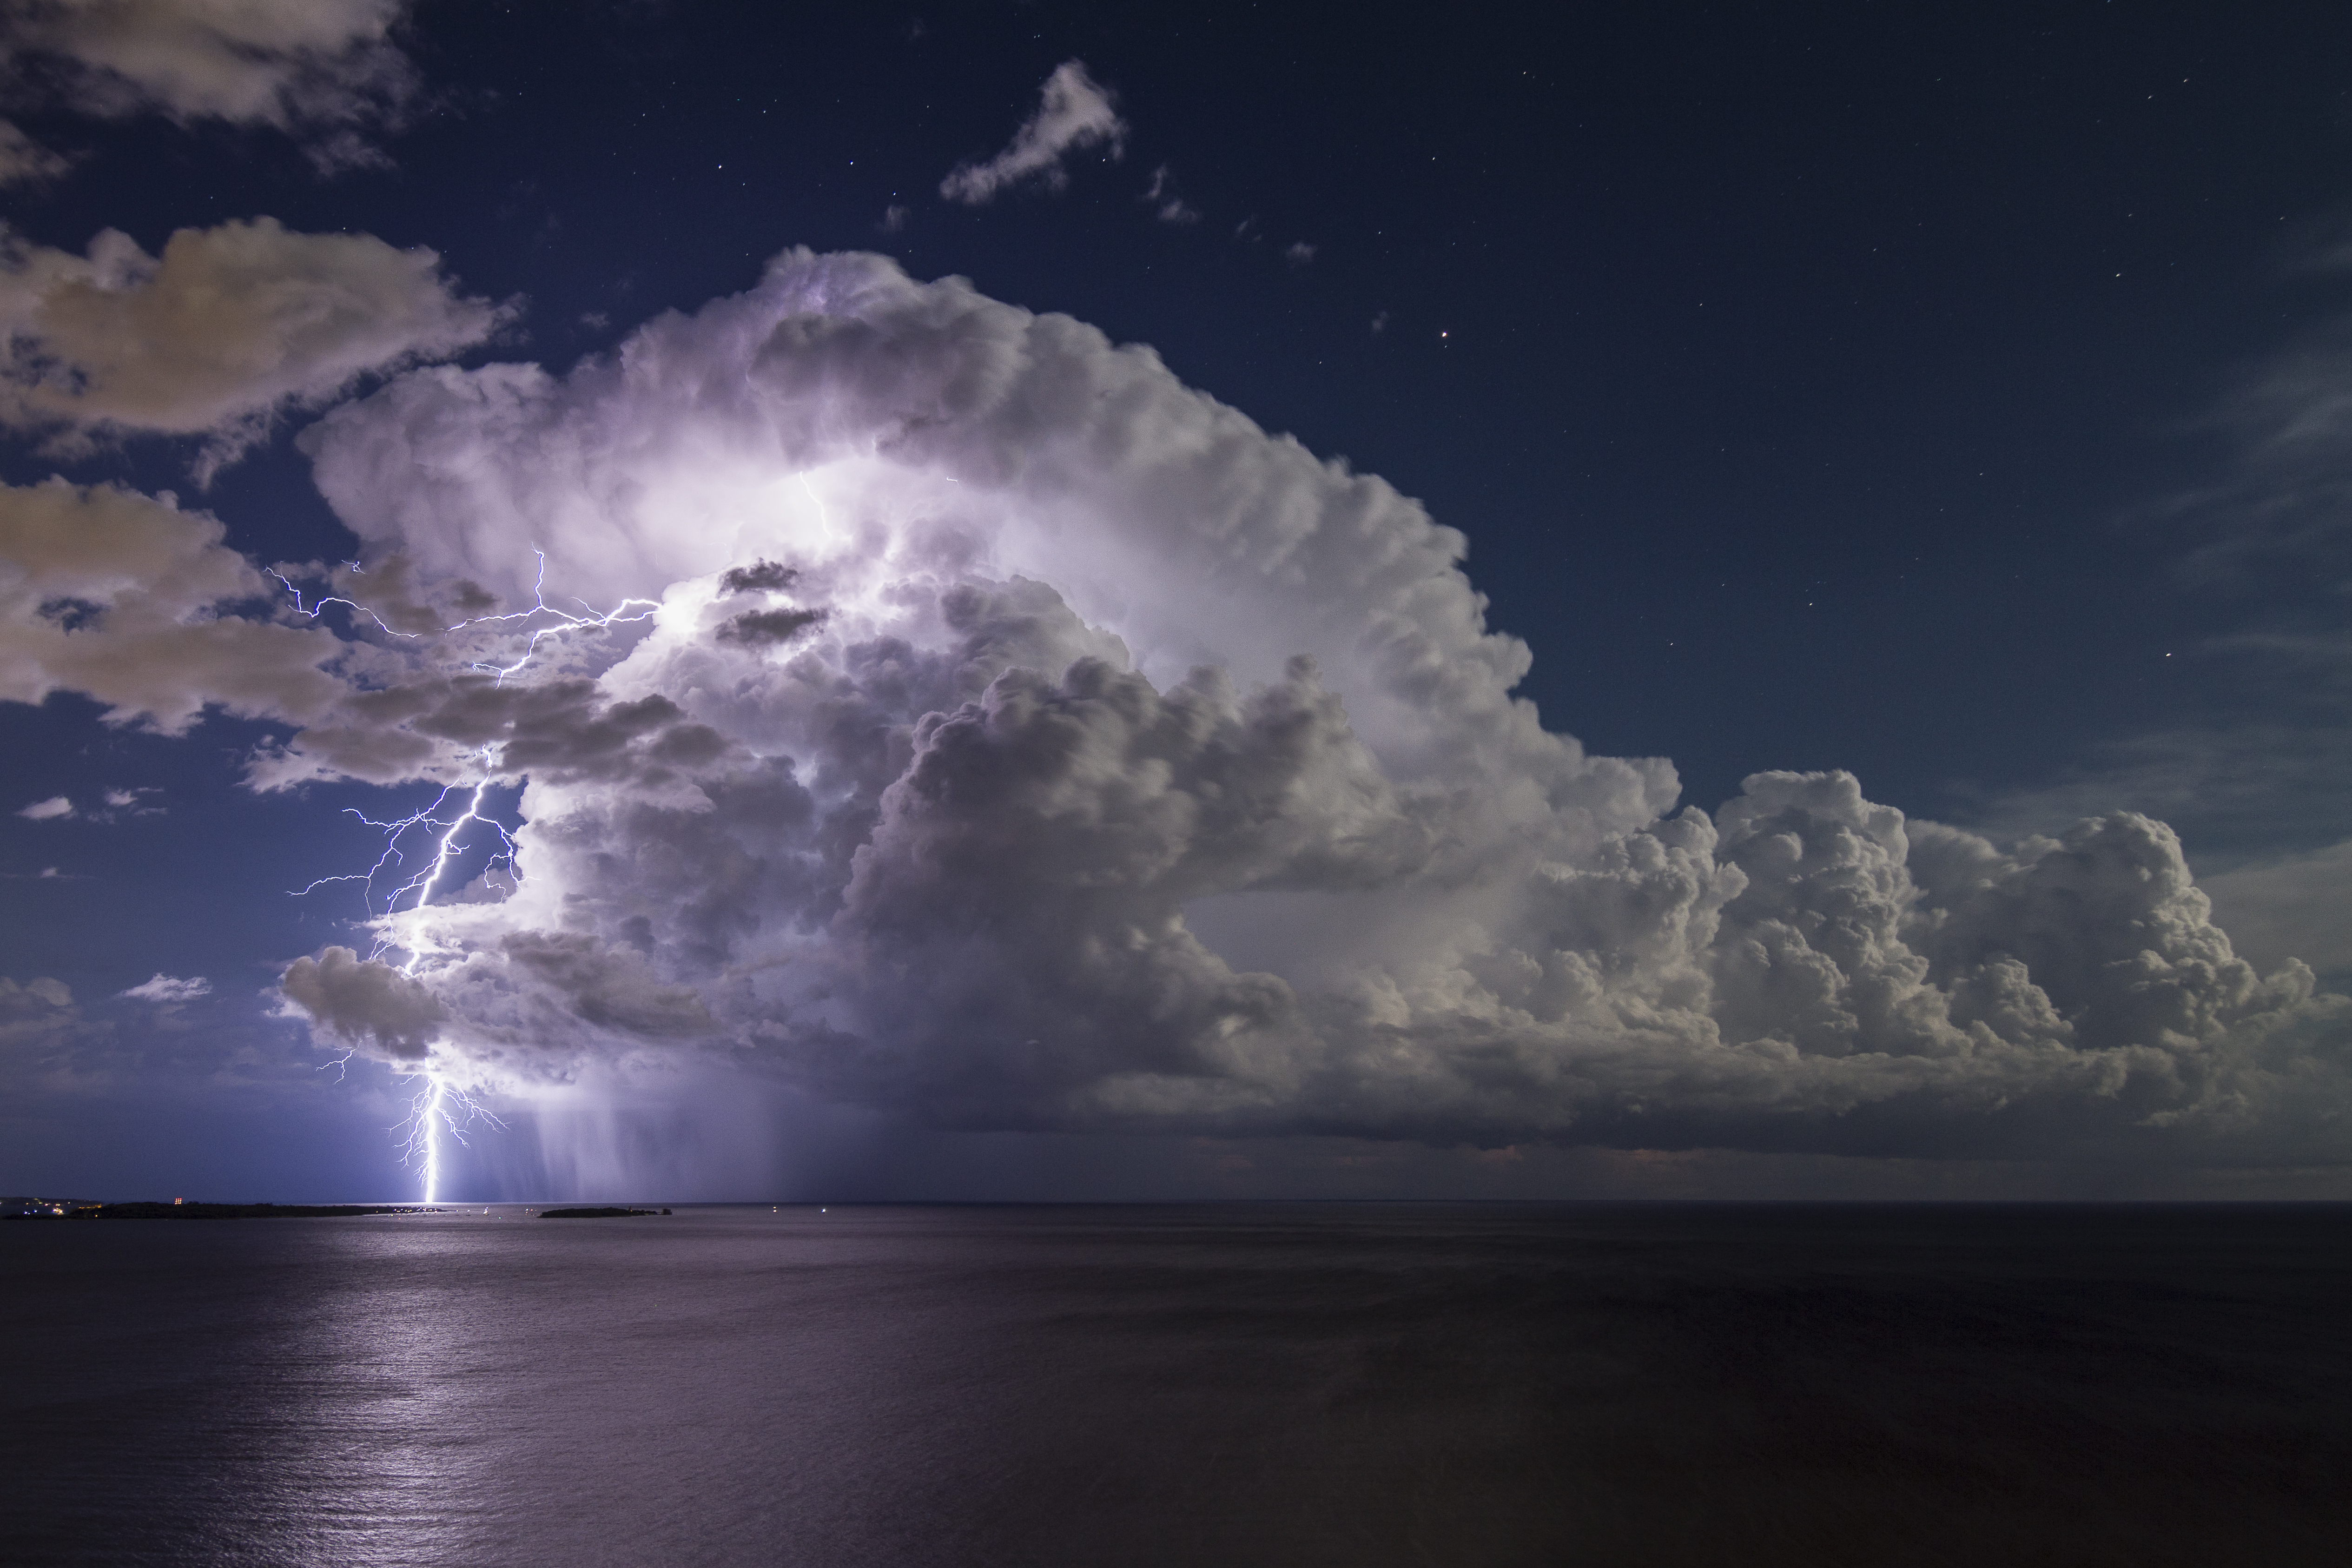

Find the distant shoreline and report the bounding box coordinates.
[4,1202,439,1220]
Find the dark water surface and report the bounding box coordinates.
[5,1204,2348,1566]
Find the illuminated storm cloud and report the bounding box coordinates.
[274,247,2349,1159]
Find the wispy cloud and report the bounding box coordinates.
[2200,839,2352,982]
[1143,164,1198,225]
[0,0,423,175]
[120,973,212,1004]
[0,117,70,187]
[940,60,1126,205]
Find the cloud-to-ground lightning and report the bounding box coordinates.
[397,1074,502,1204]
[279,553,661,1198]
[298,759,518,942]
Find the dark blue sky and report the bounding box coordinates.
[20,3,2351,830]
[5,1,2349,1200]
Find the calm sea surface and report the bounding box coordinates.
[4,1203,2348,1566]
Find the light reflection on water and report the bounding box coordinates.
[6,1204,2351,1566]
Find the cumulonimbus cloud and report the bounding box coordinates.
[166,245,2335,1168]
[3,243,2336,1164]
[0,217,509,478]
[0,0,420,175]
[941,60,1126,205]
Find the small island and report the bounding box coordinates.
[537,1206,665,1218]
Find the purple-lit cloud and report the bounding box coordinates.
[940,60,1126,205]
[175,246,2339,1165]
[4,239,2341,1168]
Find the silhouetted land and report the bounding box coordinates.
[2,1196,102,1218]
[538,1207,661,1218]
[25,1202,439,1219]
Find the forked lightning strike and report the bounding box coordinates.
[282,552,654,1199]
[399,1076,503,1205]
[450,548,662,683]
[298,754,519,951]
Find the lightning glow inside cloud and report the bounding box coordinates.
[14,241,2349,1176]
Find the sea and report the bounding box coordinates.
[4,1203,2347,1566]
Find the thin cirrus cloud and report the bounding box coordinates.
[119,973,211,1003]
[0,117,69,185]
[0,0,422,179]
[940,60,1127,205]
[1143,164,1200,225]
[0,975,75,1049]
[1951,283,2352,984]
[6,787,162,822]
[0,216,511,480]
[2201,840,2352,982]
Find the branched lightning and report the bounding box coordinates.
[277,551,654,1200]
[269,569,416,639]
[273,547,660,683]
[395,1074,505,1205]
[297,751,521,957]
[447,548,661,684]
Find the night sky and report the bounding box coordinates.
[3,1,2348,1202]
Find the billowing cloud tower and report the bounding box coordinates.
[262,248,2345,1164]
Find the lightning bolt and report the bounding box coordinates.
[273,547,660,683]
[279,552,653,1200]
[269,569,416,640]
[444,548,661,684]
[395,1074,503,1204]
[296,757,520,944]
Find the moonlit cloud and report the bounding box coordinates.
[119,972,210,1003]
[195,246,2348,1167]
[0,476,355,733]
[1143,165,1199,225]
[0,0,420,172]
[0,974,92,1089]
[0,975,76,1058]
[279,945,446,1061]
[0,218,509,478]
[2201,840,2352,981]
[940,60,1126,205]
[0,117,71,185]
[1962,296,2352,940]
[5,780,158,822]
